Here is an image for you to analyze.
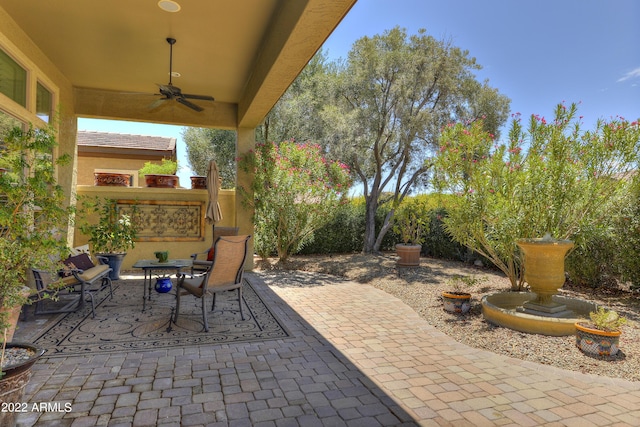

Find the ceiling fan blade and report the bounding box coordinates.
[176,97,204,112]
[148,97,169,110]
[150,37,213,113]
[182,93,215,101]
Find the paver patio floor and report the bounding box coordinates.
[15,270,640,426]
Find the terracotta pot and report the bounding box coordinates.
[145,174,179,188]
[575,321,621,357]
[190,176,207,189]
[395,244,421,267]
[94,172,130,187]
[442,291,472,314]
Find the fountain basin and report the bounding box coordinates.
[482,292,597,336]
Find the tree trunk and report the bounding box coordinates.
[362,195,378,254]
[373,209,395,253]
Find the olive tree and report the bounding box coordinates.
[323,27,510,253]
[182,128,236,188]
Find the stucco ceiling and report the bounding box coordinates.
[1,0,355,128]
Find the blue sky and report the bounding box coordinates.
[79,0,639,184]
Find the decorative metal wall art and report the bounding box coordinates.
[117,200,205,241]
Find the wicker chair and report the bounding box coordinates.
[174,235,251,332]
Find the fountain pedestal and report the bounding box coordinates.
[516,236,574,317]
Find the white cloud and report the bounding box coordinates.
[617,67,640,82]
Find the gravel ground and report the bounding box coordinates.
[255,252,640,382]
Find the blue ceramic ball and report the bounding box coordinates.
[155,277,173,293]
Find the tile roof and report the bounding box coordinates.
[77,131,176,152]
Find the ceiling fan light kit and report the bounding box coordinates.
[150,37,215,112]
[158,0,181,13]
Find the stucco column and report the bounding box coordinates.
[236,127,255,269]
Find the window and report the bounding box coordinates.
[36,82,53,123]
[0,49,27,107]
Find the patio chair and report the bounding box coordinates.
[174,235,251,332]
[189,226,239,277]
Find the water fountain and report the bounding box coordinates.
[481,234,597,336]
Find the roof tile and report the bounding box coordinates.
[77,130,176,152]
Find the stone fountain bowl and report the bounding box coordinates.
[482,292,598,336]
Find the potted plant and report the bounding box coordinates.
[139,158,179,188]
[575,307,627,357]
[442,274,484,314]
[392,197,429,266]
[78,198,138,280]
[0,124,71,424]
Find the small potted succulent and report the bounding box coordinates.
[575,307,627,357]
[78,197,138,280]
[442,274,484,314]
[392,197,429,267]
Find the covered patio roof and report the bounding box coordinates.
[0,0,356,129]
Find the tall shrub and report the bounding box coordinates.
[238,140,351,261]
[435,103,640,290]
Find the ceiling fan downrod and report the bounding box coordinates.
[166,37,176,85]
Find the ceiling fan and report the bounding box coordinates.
[150,37,214,112]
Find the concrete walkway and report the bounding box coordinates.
[16,270,640,426]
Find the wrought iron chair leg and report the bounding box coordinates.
[238,287,245,320]
[85,290,96,318]
[202,295,209,332]
[174,286,181,323]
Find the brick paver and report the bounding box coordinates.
[15,270,640,426]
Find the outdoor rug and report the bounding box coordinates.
[32,277,290,358]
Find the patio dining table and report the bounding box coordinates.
[132,258,192,311]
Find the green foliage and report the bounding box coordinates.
[0,124,72,333]
[78,198,137,254]
[258,50,333,146]
[297,200,366,254]
[181,128,237,188]
[392,196,431,245]
[566,177,640,289]
[138,158,178,177]
[435,103,640,290]
[238,141,351,261]
[422,207,470,261]
[589,307,627,332]
[446,274,486,292]
[298,195,468,257]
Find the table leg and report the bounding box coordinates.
[143,270,149,311]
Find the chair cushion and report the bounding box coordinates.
[62,264,110,285]
[207,247,215,261]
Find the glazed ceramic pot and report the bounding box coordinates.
[94,172,130,187]
[575,322,621,357]
[190,176,207,189]
[145,174,179,188]
[155,277,173,293]
[442,291,472,314]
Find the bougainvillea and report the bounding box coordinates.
[238,140,351,261]
[435,103,640,290]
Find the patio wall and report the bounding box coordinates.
[75,186,237,270]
